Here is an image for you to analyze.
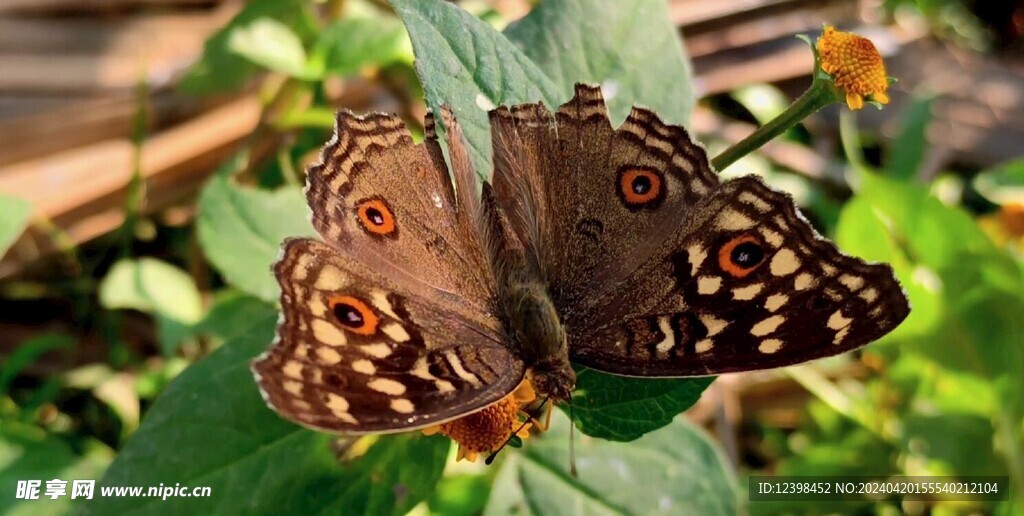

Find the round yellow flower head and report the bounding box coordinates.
[817,26,890,110]
[422,379,537,462]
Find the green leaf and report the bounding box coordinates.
[0,334,73,396]
[852,173,998,273]
[99,258,204,356]
[197,160,315,303]
[314,17,409,77]
[196,290,277,344]
[504,0,694,124]
[973,159,1024,205]
[887,93,934,181]
[228,17,314,79]
[731,84,791,128]
[428,473,492,516]
[487,413,739,515]
[180,0,310,93]
[1,421,110,516]
[318,434,450,515]
[80,316,449,515]
[834,194,942,342]
[570,368,713,441]
[0,193,31,257]
[390,0,562,178]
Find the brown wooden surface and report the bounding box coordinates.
[0,96,261,277]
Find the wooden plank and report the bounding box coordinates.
[0,7,236,92]
[0,91,231,166]
[0,0,222,15]
[0,97,261,277]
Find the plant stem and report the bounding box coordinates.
[711,84,832,172]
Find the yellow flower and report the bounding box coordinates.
[816,26,890,110]
[422,379,538,462]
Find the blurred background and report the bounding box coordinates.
[1,0,1023,514]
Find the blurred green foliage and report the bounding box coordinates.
[2,0,1022,514]
[883,0,994,50]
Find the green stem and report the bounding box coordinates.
[711,84,833,172]
[120,77,148,258]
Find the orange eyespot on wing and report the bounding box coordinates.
[356,198,396,236]
[718,233,766,278]
[327,295,380,335]
[617,167,665,208]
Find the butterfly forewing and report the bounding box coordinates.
[304,110,496,315]
[253,238,525,433]
[490,84,720,314]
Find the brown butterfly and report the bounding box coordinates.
[251,84,909,435]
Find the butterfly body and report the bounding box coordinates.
[500,277,574,403]
[252,84,909,437]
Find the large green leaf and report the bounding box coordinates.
[1,422,109,516]
[197,161,315,303]
[571,368,713,441]
[195,290,277,344]
[486,413,740,515]
[80,316,449,515]
[504,0,694,124]
[0,193,31,258]
[390,0,562,178]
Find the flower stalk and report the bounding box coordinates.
[711,84,832,172]
[711,25,892,172]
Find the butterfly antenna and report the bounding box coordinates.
[569,396,578,478]
[486,397,550,465]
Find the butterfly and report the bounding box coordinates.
[251,84,909,436]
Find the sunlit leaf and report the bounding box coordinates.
[99,258,204,356]
[0,194,31,258]
[973,159,1024,205]
[228,18,314,79]
[180,0,312,93]
[314,17,410,77]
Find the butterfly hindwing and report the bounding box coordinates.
[253,238,525,433]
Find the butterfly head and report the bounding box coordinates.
[528,354,576,403]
